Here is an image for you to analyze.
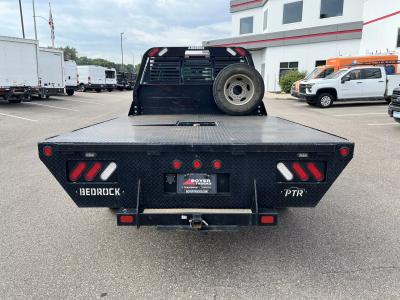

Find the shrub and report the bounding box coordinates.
[279,70,307,93]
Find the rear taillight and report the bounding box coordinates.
[118,215,135,225]
[235,47,247,57]
[149,48,159,57]
[260,215,277,225]
[43,146,53,157]
[277,161,326,183]
[68,161,117,182]
[340,147,350,158]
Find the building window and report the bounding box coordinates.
[279,61,299,77]
[240,17,254,34]
[397,28,400,48]
[315,60,326,67]
[320,0,344,19]
[263,10,268,30]
[283,1,303,24]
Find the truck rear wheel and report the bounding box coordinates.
[213,63,265,115]
[317,93,334,108]
[66,89,74,96]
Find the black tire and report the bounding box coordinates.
[213,63,265,115]
[45,95,50,99]
[107,88,113,92]
[316,92,334,108]
[95,89,101,93]
[8,99,22,104]
[66,89,74,96]
[79,84,86,92]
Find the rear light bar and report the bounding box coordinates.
[68,161,117,183]
[277,161,326,183]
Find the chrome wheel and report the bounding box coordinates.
[223,74,255,106]
[320,95,332,107]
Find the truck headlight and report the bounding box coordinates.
[306,84,314,92]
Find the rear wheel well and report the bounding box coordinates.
[316,89,337,99]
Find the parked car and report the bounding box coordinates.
[39,47,354,231]
[77,65,106,92]
[105,68,116,92]
[300,66,400,108]
[64,60,78,96]
[388,87,400,123]
[0,36,38,103]
[37,47,65,99]
[291,55,398,98]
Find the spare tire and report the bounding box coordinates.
[213,63,265,115]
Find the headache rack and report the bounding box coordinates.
[129,47,267,116]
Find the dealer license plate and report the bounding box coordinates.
[177,174,217,194]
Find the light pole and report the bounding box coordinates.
[19,0,26,38]
[120,32,124,72]
[32,0,38,40]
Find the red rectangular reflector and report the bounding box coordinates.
[260,215,275,224]
[120,215,134,224]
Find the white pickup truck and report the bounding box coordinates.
[300,66,400,108]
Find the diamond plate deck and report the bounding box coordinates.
[45,115,348,145]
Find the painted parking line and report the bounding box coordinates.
[368,123,398,126]
[0,112,38,122]
[333,112,387,117]
[60,98,104,105]
[25,102,79,112]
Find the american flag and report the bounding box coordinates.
[48,2,55,47]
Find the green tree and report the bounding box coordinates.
[279,70,307,93]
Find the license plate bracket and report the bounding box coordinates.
[177,173,217,194]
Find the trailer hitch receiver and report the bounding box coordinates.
[189,215,209,230]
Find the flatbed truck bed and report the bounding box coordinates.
[39,47,354,230]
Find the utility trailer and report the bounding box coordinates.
[0,36,39,103]
[37,47,65,99]
[64,60,78,96]
[39,47,354,231]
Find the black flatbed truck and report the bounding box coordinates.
[39,47,354,230]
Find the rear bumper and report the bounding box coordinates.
[117,207,278,229]
[0,87,32,99]
[39,87,64,96]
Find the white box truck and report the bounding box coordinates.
[105,68,117,91]
[38,47,65,99]
[64,60,78,96]
[77,65,106,92]
[0,36,39,103]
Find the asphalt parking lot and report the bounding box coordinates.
[1,92,399,299]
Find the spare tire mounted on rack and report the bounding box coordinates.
[213,63,265,115]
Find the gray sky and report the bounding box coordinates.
[1,0,231,63]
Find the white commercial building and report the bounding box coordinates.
[204,0,400,91]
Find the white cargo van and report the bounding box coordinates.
[77,65,106,92]
[105,68,117,91]
[64,60,78,96]
[0,36,39,103]
[38,47,65,98]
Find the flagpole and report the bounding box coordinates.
[49,1,55,48]
[18,0,26,38]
